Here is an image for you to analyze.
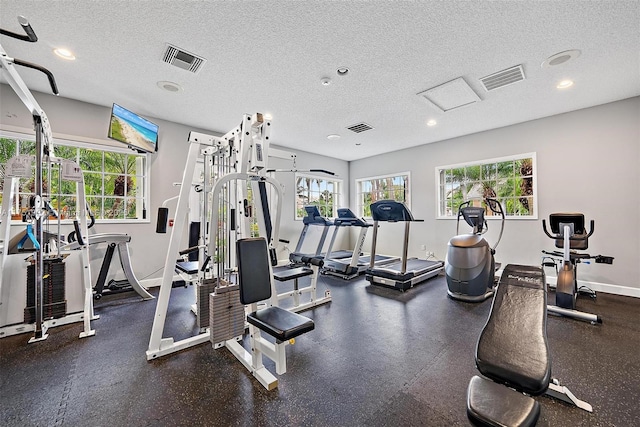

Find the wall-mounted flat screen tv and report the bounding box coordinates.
[108,103,159,153]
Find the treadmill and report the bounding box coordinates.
[289,206,351,266]
[323,208,399,280]
[365,200,444,291]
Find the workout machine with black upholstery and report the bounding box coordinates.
[212,237,314,390]
[467,264,592,427]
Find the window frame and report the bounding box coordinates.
[0,130,150,224]
[355,171,411,218]
[435,152,538,220]
[294,172,342,220]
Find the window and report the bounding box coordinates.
[436,153,537,218]
[295,174,341,219]
[356,172,410,217]
[0,133,149,222]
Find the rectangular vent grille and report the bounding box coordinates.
[479,65,525,91]
[347,123,374,133]
[162,44,206,73]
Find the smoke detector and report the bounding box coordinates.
[542,50,581,68]
[157,81,183,92]
[162,44,206,73]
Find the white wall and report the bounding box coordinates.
[0,84,349,287]
[350,97,640,295]
[3,84,637,296]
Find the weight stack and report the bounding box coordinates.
[209,284,245,345]
[197,278,220,329]
[24,258,67,323]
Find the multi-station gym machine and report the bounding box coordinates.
[147,114,320,389]
[1,16,152,343]
[0,16,95,341]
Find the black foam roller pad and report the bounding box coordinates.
[156,207,169,233]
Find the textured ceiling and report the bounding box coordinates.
[1,1,639,161]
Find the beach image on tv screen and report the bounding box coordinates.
[109,104,158,152]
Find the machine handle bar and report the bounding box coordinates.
[455,201,472,235]
[542,219,595,240]
[179,246,199,256]
[11,58,60,95]
[0,16,38,42]
[1,17,58,95]
[486,198,505,251]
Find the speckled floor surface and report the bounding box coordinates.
[1,272,639,426]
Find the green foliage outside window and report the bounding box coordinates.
[295,175,340,219]
[437,154,535,217]
[357,174,409,217]
[0,136,146,221]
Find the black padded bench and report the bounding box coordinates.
[238,238,315,342]
[273,266,313,283]
[175,260,199,275]
[246,306,314,341]
[467,264,550,427]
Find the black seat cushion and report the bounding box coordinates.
[247,306,314,341]
[476,264,551,396]
[175,261,198,275]
[467,375,540,427]
[273,267,313,282]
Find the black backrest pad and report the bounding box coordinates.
[237,238,272,305]
[475,264,551,396]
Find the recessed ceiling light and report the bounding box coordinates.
[542,50,581,68]
[355,142,362,146]
[157,81,183,92]
[53,48,75,60]
[327,134,340,140]
[337,67,349,76]
[321,77,331,86]
[264,113,273,120]
[556,80,574,89]
[427,119,437,127]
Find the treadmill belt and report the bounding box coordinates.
[358,254,395,265]
[326,250,353,260]
[290,250,352,263]
[367,258,443,282]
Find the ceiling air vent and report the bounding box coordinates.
[479,65,525,91]
[347,122,374,133]
[162,44,206,73]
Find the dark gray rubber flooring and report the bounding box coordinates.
[1,272,639,426]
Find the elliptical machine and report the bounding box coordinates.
[445,198,505,302]
[542,213,613,324]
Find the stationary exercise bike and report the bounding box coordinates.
[445,198,504,302]
[542,213,613,324]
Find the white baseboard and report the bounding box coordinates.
[545,276,640,298]
[495,268,639,298]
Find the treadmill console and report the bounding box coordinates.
[335,208,369,227]
[370,200,415,222]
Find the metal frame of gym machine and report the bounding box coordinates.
[0,16,95,341]
[147,113,285,360]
